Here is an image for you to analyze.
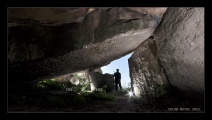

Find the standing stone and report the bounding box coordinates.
[94,68,103,74]
[128,38,168,97]
[89,70,114,92]
[154,7,204,96]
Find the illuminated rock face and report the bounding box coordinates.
[55,71,89,85]
[154,7,204,96]
[8,7,165,83]
[128,38,168,97]
[89,70,114,92]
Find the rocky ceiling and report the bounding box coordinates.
[8,7,167,83]
[8,7,167,26]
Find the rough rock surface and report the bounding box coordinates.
[8,8,89,26]
[89,70,114,92]
[55,71,89,85]
[8,7,166,27]
[128,7,167,17]
[128,38,168,97]
[94,68,103,73]
[8,8,161,64]
[154,7,204,96]
[8,7,160,83]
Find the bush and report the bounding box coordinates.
[9,78,115,109]
[34,79,64,91]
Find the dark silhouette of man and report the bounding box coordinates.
[113,69,122,91]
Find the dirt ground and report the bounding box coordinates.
[8,90,203,113]
[8,91,141,113]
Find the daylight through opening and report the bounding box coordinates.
[101,52,133,89]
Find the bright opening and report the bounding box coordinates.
[101,52,133,88]
[128,91,133,97]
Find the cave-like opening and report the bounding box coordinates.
[101,52,133,88]
[7,7,204,113]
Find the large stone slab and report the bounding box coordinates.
[8,8,159,83]
[128,38,168,97]
[154,7,204,96]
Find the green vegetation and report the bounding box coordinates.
[8,78,115,109]
[34,79,64,90]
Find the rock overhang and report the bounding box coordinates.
[8,7,167,83]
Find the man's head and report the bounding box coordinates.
[116,69,119,72]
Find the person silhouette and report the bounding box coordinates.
[113,69,122,91]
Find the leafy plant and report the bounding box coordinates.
[9,77,116,109]
[34,79,64,91]
[80,81,92,93]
